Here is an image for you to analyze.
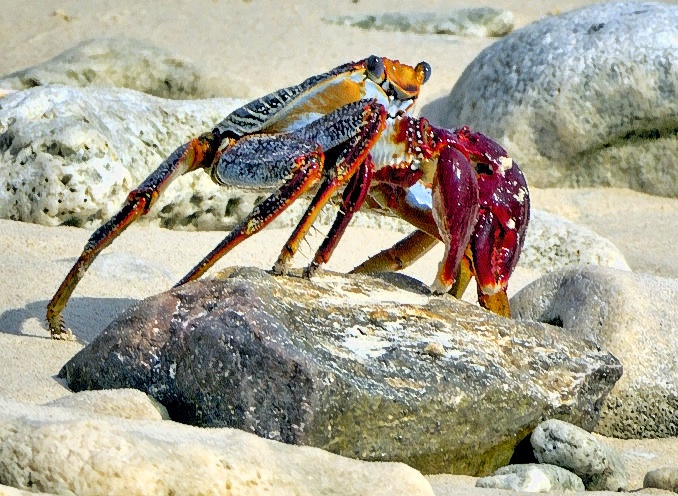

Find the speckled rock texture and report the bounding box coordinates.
[531,419,628,491]
[511,265,678,439]
[0,37,239,99]
[0,394,434,496]
[436,2,678,198]
[322,8,514,37]
[476,463,585,492]
[59,267,622,475]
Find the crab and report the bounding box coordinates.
[45,56,529,339]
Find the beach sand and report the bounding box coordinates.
[0,0,677,492]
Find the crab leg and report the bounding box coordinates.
[174,136,325,286]
[352,229,438,274]
[272,99,387,275]
[304,156,374,277]
[46,133,220,338]
[178,99,387,284]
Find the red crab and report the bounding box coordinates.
[45,56,529,339]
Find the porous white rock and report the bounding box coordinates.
[0,396,434,496]
[476,463,585,492]
[435,2,678,197]
[0,85,248,229]
[511,266,678,439]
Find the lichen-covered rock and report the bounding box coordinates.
[644,467,678,492]
[59,267,622,475]
[435,2,678,198]
[476,463,585,492]
[519,210,630,273]
[531,419,628,491]
[511,266,678,439]
[0,396,434,496]
[0,37,225,99]
[323,8,514,37]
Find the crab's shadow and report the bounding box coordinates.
[0,297,137,343]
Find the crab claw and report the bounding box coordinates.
[429,139,480,294]
[452,127,530,316]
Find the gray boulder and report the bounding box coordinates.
[59,267,622,475]
[476,463,585,492]
[0,37,226,100]
[434,2,678,198]
[511,265,678,439]
[531,419,628,491]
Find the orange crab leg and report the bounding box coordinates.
[45,133,219,338]
[272,100,387,275]
[305,156,374,277]
[175,140,325,286]
[351,229,438,274]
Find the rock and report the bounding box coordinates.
[45,389,169,421]
[476,463,585,492]
[434,2,678,198]
[511,265,678,438]
[644,467,678,492]
[519,209,630,273]
[0,483,53,496]
[531,419,628,491]
[0,396,434,496]
[323,8,514,37]
[0,37,223,100]
[0,85,251,229]
[59,267,622,475]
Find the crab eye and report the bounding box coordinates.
[416,61,432,84]
[366,55,385,81]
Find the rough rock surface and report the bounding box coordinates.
[323,8,514,37]
[0,85,250,229]
[531,419,628,491]
[519,209,630,273]
[0,395,434,496]
[644,467,678,493]
[59,267,621,475]
[0,37,226,99]
[476,463,585,492]
[435,2,678,197]
[511,266,678,439]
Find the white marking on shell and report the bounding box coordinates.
[506,218,516,229]
[498,156,513,175]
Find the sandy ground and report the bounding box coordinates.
[1,0,677,492]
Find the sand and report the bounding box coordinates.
[0,0,677,492]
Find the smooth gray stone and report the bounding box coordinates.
[531,419,628,491]
[436,2,678,198]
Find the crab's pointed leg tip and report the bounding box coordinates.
[479,290,511,318]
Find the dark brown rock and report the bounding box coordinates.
[59,267,622,475]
